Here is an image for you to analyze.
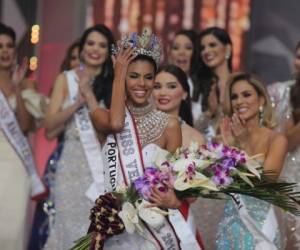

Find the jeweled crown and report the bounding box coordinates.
[112,29,162,64]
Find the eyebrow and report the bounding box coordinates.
[128,72,153,76]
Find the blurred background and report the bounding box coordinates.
[1,0,300,177]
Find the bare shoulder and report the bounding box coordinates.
[166,114,181,130]
[182,123,205,145]
[54,72,67,86]
[51,72,68,97]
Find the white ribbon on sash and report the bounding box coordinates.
[232,193,278,250]
[110,107,202,250]
[66,70,104,201]
[0,90,45,197]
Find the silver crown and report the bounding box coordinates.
[112,29,162,64]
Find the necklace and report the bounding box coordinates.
[127,102,169,147]
[127,102,153,116]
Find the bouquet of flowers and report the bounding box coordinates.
[72,142,300,250]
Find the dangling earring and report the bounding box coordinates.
[225,52,231,60]
[259,106,264,127]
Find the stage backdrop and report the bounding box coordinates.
[245,0,300,83]
[91,0,250,70]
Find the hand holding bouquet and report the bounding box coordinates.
[72,142,300,250]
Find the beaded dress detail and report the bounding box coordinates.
[127,102,169,148]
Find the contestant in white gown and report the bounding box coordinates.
[0,22,45,250]
[79,31,203,249]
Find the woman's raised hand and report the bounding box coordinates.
[12,57,28,89]
[220,116,234,146]
[113,45,136,71]
[230,113,249,142]
[77,66,93,98]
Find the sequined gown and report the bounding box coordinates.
[216,156,284,250]
[44,99,94,250]
[268,80,300,249]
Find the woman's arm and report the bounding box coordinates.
[263,133,288,179]
[12,59,34,133]
[44,73,83,138]
[109,48,136,131]
[15,79,34,133]
[88,48,136,133]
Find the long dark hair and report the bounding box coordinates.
[79,24,115,107]
[172,30,201,101]
[157,65,193,126]
[0,22,16,44]
[196,27,233,110]
[290,73,300,124]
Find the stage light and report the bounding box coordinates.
[31,24,40,44]
[29,56,38,71]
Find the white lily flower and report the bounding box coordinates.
[174,171,219,191]
[118,202,142,234]
[135,199,166,230]
[154,147,170,168]
[188,141,199,153]
[235,169,255,187]
[245,155,262,178]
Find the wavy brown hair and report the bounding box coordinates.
[223,72,276,128]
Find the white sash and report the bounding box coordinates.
[232,193,278,250]
[110,107,202,250]
[0,90,45,197]
[103,134,119,192]
[66,70,105,201]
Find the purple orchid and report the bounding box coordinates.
[134,167,171,200]
[184,162,196,182]
[211,164,233,186]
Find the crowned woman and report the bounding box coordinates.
[78,30,203,250]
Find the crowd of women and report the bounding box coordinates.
[0,21,300,250]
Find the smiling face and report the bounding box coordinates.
[230,80,264,122]
[0,34,16,70]
[169,34,193,74]
[200,34,229,70]
[125,59,155,107]
[81,31,109,67]
[153,71,187,115]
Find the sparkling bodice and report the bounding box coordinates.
[267,80,294,132]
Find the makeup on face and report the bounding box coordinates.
[230,80,263,121]
[125,60,155,107]
[81,31,109,67]
[0,34,16,69]
[200,34,227,69]
[169,34,193,74]
[153,71,186,114]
